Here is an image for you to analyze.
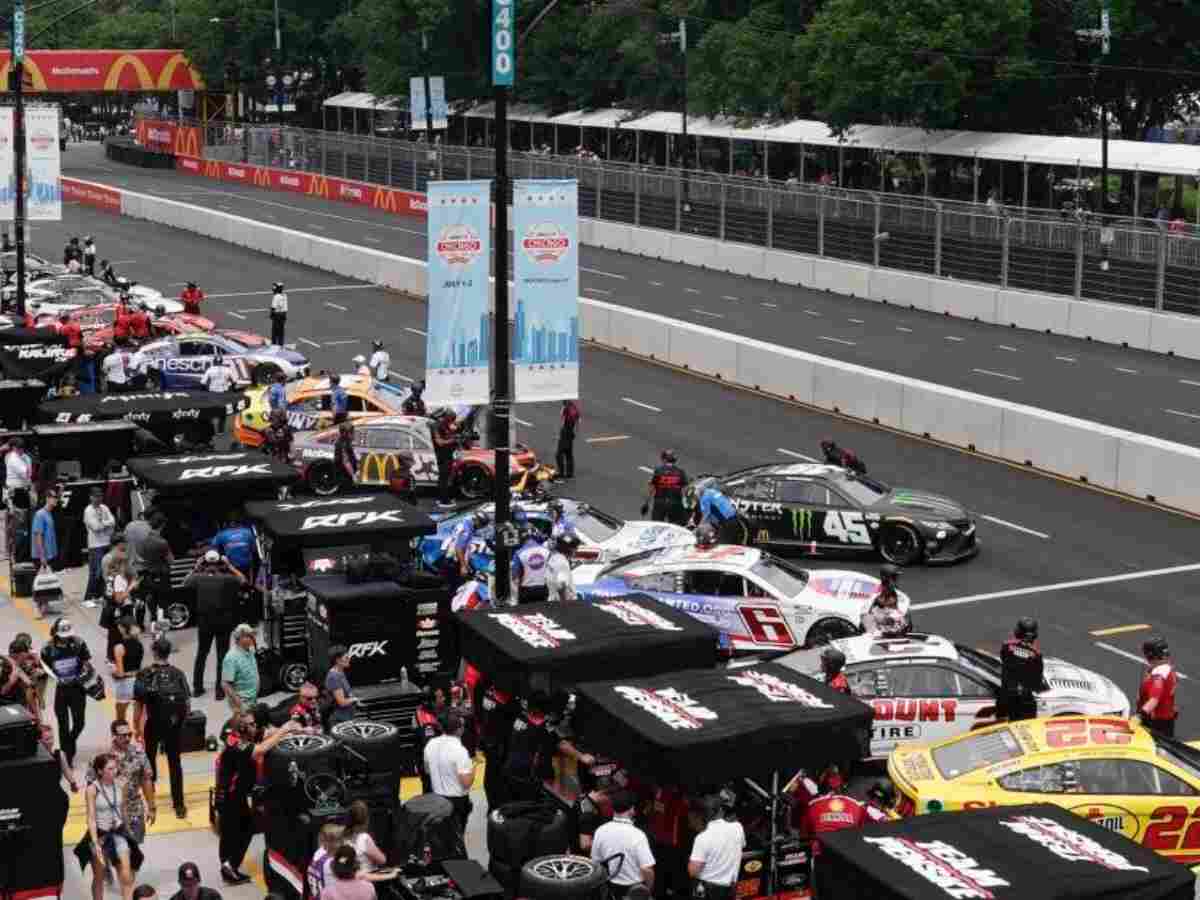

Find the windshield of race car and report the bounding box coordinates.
[1153,735,1200,784]
[833,472,892,506]
[598,548,663,579]
[574,508,622,543]
[955,644,1003,681]
[932,728,1024,779]
[749,556,810,596]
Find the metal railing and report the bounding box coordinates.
[142,117,1200,317]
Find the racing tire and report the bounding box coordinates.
[806,617,861,647]
[487,804,572,869]
[878,524,923,567]
[307,462,345,496]
[279,662,309,694]
[457,466,493,500]
[252,363,281,387]
[329,719,404,772]
[146,368,164,391]
[519,855,609,900]
[164,601,191,630]
[265,732,338,785]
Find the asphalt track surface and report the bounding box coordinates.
[66,146,1200,448]
[36,184,1200,744]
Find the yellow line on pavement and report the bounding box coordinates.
[1089,624,1152,636]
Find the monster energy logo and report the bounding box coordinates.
[791,508,814,539]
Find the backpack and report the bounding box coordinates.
[141,665,190,725]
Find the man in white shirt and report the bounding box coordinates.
[687,796,746,900]
[102,344,130,393]
[269,282,288,346]
[82,488,116,605]
[592,791,655,898]
[127,343,150,391]
[369,340,390,382]
[201,354,235,393]
[4,437,33,510]
[545,534,578,602]
[423,712,476,834]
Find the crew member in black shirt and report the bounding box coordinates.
[41,617,92,766]
[334,421,358,485]
[476,677,518,810]
[999,617,1047,722]
[503,691,594,804]
[642,450,689,525]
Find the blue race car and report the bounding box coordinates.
[140,333,310,390]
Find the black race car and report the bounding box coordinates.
[715,462,979,566]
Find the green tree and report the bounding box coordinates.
[690,0,801,117]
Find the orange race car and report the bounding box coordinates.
[232,373,408,448]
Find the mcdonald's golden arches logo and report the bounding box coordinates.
[172,127,201,158]
[306,175,330,199]
[372,187,402,214]
[103,54,155,91]
[156,53,204,90]
[0,57,47,92]
[253,167,272,188]
[359,452,404,485]
[203,159,222,179]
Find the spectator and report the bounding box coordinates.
[110,616,144,726]
[79,752,142,900]
[87,720,155,845]
[221,624,260,716]
[0,647,36,714]
[138,511,174,629]
[592,790,655,898]
[31,492,60,616]
[344,799,387,870]
[39,722,79,791]
[134,637,191,819]
[307,824,345,899]
[424,712,476,835]
[320,845,376,900]
[185,551,246,700]
[42,617,91,766]
[124,508,154,582]
[324,644,359,725]
[169,861,222,900]
[4,436,33,511]
[7,634,44,719]
[83,489,116,606]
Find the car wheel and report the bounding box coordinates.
[489,806,572,869]
[307,463,343,496]
[165,601,191,630]
[806,617,860,647]
[252,363,280,387]
[457,466,493,500]
[330,719,404,772]
[519,855,609,900]
[878,524,923,567]
[265,732,338,784]
[279,662,308,693]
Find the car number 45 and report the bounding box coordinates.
[824,511,871,544]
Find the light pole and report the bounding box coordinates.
[273,0,280,55]
[658,18,689,208]
[1077,0,1112,268]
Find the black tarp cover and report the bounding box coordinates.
[456,595,719,694]
[817,803,1194,900]
[0,328,75,380]
[126,450,299,492]
[245,494,436,548]
[573,662,873,786]
[39,390,247,427]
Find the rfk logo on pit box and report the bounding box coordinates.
[346,640,388,659]
[862,836,1010,898]
[491,612,575,648]
[998,815,1149,873]
[613,685,718,731]
[595,599,683,632]
[727,670,834,708]
[300,510,406,530]
[180,463,271,480]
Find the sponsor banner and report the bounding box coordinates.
[25,107,61,220]
[410,76,427,128]
[0,50,203,93]
[134,118,202,157]
[0,338,75,380]
[513,179,579,401]
[429,76,448,130]
[425,180,491,406]
[61,178,120,213]
[0,108,12,218]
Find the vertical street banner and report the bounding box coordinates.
[513,179,579,402]
[409,76,427,130]
[25,107,62,220]
[429,76,448,131]
[425,180,491,406]
[0,108,13,219]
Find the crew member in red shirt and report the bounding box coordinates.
[800,768,868,896]
[55,311,82,350]
[556,399,580,480]
[180,281,205,315]
[1138,636,1178,737]
[127,303,152,340]
[646,782,692,899]
[821,647,850,694]
[113,300,133,342]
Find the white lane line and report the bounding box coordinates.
[623,397,662,413]
[1165,408,1200,421]
[298,338,321,348]
[227,311,246,320]
[649,281,664,287]
[896,326,913,333]
[945,336,965,342]
[206,284,368,299]
[1116,367,1139,375]
[980,514,1051,540]
[168,281,190,286]
[684,287,701,294]
[587,435,631,443]
[513,416,534,427]
[819,336,857,346]
[973,368,1022,381]
[805,310,821,317]
[849,318,864,324]
[324,302,349,312]
[363,236,383,244]
[581,267,626,280]
[324,339,359,346]
[110,259,137,265]
[637,466,655,474]
[911,562,1200,611]
[777,448,819,462]
[405,327,427,337]
[584,287,612,295]
[238,308,267,313]
[693,309,724,318]
[998,345,1019,352]
[1180,379,1200,388]
[722,295,740,302]
[761,302,778,309]
[1095,642,1191,680]
[309,224,327,230]
[1056,356,1077,363]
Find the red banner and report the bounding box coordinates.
[134,118,202,157]
[0,49,203,93]
[174,155,428,219]
[61,178,121,213]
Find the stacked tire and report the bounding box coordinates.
[486,803,572,892]
[519,856,610,900]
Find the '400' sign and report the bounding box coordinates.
[492,0,515,87]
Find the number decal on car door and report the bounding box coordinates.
[823,511,871,544]
[737,605,796,647]
[1143,806,1200,853]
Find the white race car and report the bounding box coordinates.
[5,274,175,315]
[574,544,906,651]
[775,632,1131,759]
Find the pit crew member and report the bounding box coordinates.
[999,617,1048,722]
[643,450,688,525]
[1138,636,1178,737]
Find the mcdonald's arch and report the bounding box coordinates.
[104,54,155,91]
[0,50,204,93]
[306,175,330,199]
[253,167,272,187]
[373,187,402,214]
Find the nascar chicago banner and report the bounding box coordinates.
[25,107,62,220]
[513,179,579,402]
[424,180,491,406]
[0,50,203,93]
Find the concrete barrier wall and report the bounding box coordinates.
[58,175,1198,515]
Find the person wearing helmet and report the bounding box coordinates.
[1138,637,1178,737]
[862,565,907,636]
[548,500,578,542]
[998,617,1047,722]
[369,339,390,382]
[643,450,689,525]
[403,380,427,416]
[820,439,867,475]
[820,647,850,694]
[328,373,349,425]
[865,781,897,822]
[83,235,96,276]
[180,280,204,315]
[443,511,489,579]
[431,408,459,507]
[546,533,579,603]
[41,617,93,767]
[694,522,718,548]
[269,282,288,346]
[510,526,551,606]
[352,354,370,377]
[690,477,749,546]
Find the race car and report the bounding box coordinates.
[714,463,979,566]
[888,716,1200,863]
[289,414,538,500]
[418,498,696,573]
[776,632,1129,759]
[7,274,173,313]
[232,373,407,448]
[573,544,904,650]
[33,304,216,352]
[139,333,310,390]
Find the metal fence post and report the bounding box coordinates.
[719,181,727,241]
[675,172,682,232]
[1073,218,1085,300]
[1155,226,1168,311]
[765,185,773,249]
[634,168,641,227]
[596,168,604,220]
[387,142,393,186]
[1001,217,1011,287]
[321,133,327,175]
[817,192,825,257]
[933,203,943,276]
[872,194,881,267]
[343,141,348,179]
[411,147,418,191]
[466,150,472,180]
[438,148,444,181]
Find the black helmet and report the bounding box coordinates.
[556,533,580,553]
[821,646,846,675]
[273,281,284,292]
[1014,617,1038,640]
[186,281,196,288]
[1143,636,1170,660]
[661,449,677,464]
[372,339,383,350]
[880,564,900,583]
[412,379,425,394]
[471,511,490,529]
[868,780,897,808]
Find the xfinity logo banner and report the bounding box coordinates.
[613,685,718,731]
[346,641,388,659]
[491,612,576,648]
[998,815,1149,873]
[180,464,273,480]
[727,670,834,708]
[300,510,405,530]
[595,600,684,631]
[862,836,1009,898]
[104,392,191,403]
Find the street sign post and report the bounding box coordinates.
[492,0,515,86]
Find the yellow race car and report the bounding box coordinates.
[232,373,408,448]
[889,715,1200,864]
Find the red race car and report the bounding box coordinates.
[35,304,216,353]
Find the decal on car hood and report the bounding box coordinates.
[885,489,968,518]
[806,571,881,606]
[610,522,696,554]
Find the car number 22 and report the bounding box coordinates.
[824,511,871,544]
